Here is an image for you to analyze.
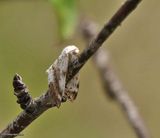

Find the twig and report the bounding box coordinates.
[80,19,150,138]
[0,75,52,138]
[0,0,142,137]
[67,0,142,82]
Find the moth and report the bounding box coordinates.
[46,45,80,107]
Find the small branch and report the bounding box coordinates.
[80,20,150,138]
[0,76,52,138]
[67,0,142,81]
[0,0,142,137]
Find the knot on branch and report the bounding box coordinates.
[13,74,35,113]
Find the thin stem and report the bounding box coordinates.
[67,0,142,82]
[80,19,150,138]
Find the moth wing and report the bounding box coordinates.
[56,52,69,97]
[65,52,80,101]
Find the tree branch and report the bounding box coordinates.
[0,0,142,137]
[80,19,150,138]
[67,0,142,81]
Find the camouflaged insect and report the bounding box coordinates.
[46,45,80,107]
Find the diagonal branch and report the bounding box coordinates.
[80,19,150,138]
[67,0,142,82]
[0,0,142,137]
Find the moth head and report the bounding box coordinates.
[62,45,79,55]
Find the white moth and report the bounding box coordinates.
[46,45,80,107]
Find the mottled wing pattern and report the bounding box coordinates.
[56,51,69,97]
[65,50,79,101]
[46,45,80,107]
[46,60,61,107]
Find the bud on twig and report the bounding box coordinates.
[13,74,35,113]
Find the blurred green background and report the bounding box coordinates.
[0,0,159,138]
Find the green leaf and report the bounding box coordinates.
[49,0,78,40]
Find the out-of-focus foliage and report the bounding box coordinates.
[49,0,78,40]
